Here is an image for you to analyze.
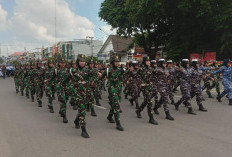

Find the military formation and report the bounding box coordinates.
[13,54,232,138]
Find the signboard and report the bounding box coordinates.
[190,53,203,62]
[98,54,109,60]
[203,52,216,62]
[133,54,147,59]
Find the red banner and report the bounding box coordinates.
[190,53,203,62]
[203,52,216,61]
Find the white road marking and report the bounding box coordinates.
[95,105,107,110]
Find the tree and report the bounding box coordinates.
[99,0,168,59]
[164,0,232,60]
[99,0,232,61]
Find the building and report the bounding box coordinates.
[98,35,133,62]
[8,52,25,61]
[56,39,103,60]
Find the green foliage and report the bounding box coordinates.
[99,0,232,61]
[99,0,167,59]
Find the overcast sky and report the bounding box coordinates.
[0,0,116,55]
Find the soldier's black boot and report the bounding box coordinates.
[165,111,175,120]
[70,100,74,107]
[96,100,101,106]
[125,94,128,99]
[216,95,222,102]
[116,121,124,131]
[81,126,90,138]
[135,103,139,109]
[16,89,19,94]
[171,100,175,105]
[206,91,213,98]
[31,95,34,102]
[153,107,159,115]
[129,99,134,106]
[107,113,115,123]
[135,109,142,118]
[49,105,54,113]
[174,100,182,111]
[229,99,232,106]
[114,115,124,131]
[73,105,78,110]
[199,104,207,112]
[21,91,24,96]
[74,117,80,129]
[187,107,196,115]
[149,115,158,125]
[38,100,42,107]
[91,107,97,117]
[26,93,29,99]
[86,104,90,112]
[62,114,68,123]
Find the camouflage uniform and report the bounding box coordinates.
[125,61,140,109]
[56,59,69,123]
[202,67,214,98]
[150,60,159,106]
[14,65,20,93]
[24,64,30,98]
[68,61,77,109]
[190,60,207,112]
[210,64,221,96]
[44,59,56,113]
[86,60,98,116]
[166,62,175,104]
[174,59,196,114]
[34,60,45,107]
[18,65,25,96]
[135,56,158,125]
[28,62,37,102]
[153,59,174,120]
[73,54,94,138]
[103,55,124,131]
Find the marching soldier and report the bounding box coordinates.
[44,59,56,113]
[190,59,207,112]
[153,59,175,120]
[103,55,125,131]
[35,60,45,107]
[73,54,100,138]
[56,58,69,123]
[135,56,158,125]
[174,59,196,115]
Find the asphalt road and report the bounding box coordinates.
[0,78,232,157]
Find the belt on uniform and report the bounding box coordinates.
[78,81,87,84]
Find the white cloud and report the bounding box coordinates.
[8,0,95,43]
[100,25,116,42]
[0,4,7,31]
[101,25,116,35]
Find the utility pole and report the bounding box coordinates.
[87,36,94,57]
[55,0,57,44]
